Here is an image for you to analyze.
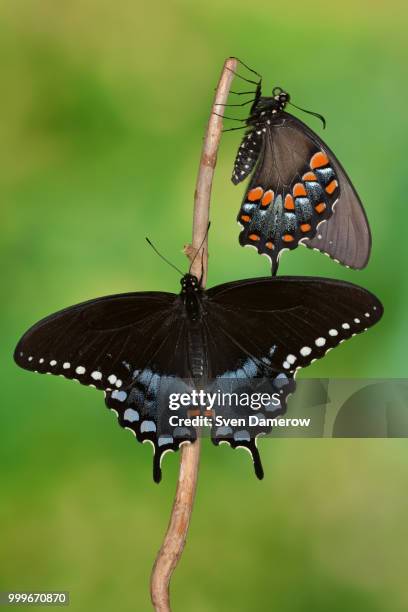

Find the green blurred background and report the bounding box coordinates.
[1,1,407,610]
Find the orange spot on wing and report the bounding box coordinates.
[302,172,317,181]
[293,183,307,197]
[310,151,329,170]
[240,214,251,222]
[325,179,338,195]
[284,194,295,210]
[300,223,312,232]
[261,190,274,207]
[248,233,260,241]
[282,234,295,243]
[248,187,263,202]
[315,202,326,214]
[265,241,274,250]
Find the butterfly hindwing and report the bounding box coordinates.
[106,374,197,482]
[236,116,340,273]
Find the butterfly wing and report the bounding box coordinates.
[14,291,198,482]
[235,112,370,273]
[14,278,383,482]
[204,276,383,475]
[291,115,371,269]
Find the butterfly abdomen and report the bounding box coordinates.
[232,128,264,185]
[187,323,205,380]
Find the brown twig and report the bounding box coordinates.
[149,57,238,611]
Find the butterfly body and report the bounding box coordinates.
[180,273,204,321]
[180,274,207,380]
[247,91,289,118]
[14,274,382,482]
[231,85,370,274]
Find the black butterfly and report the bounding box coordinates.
[228,66,371,275]
[14,273,383,482]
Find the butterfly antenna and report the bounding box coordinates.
[189,221,211,275]
[198,248,205,286]
[145,237,184,276]
[289,102,326,129]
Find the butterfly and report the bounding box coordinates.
[14,273,383,482]
[227,63,371,275]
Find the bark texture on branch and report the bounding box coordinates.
[149,57,238,612]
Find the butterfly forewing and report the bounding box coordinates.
[294,115,371,268]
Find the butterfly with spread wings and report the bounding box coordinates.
[14,273,382,482]
[227,62,371,275]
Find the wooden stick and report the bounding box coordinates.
[149,57,238,612]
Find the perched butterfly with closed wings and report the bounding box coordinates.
[14,268,382,482]
[224,60,371,275]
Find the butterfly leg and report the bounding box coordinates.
[222,126,248,133]
[224,65,260,85]
[214,100,255,107]
[212,112,247,121]
[229,57,263,80]
[229,90,258,95]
